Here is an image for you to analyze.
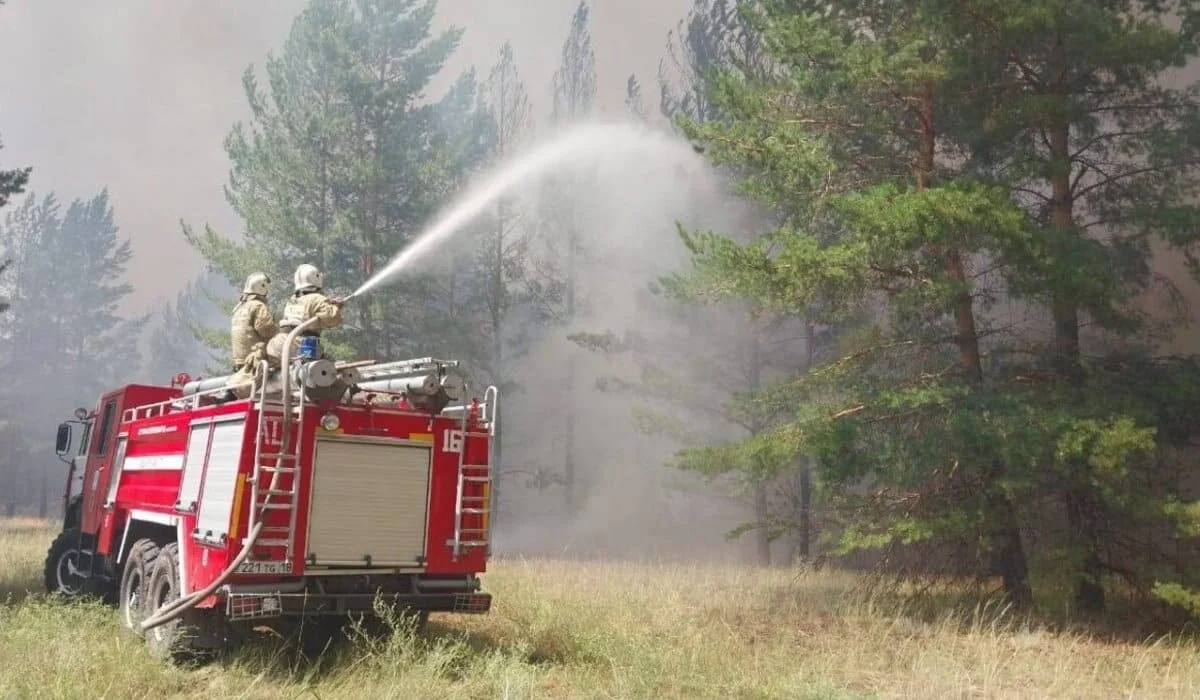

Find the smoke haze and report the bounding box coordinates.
[0,0,772,560]
[0,0,690,315]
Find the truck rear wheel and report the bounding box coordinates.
[43,529,86,598]
[119,539,159,637]
[143,543,238,663]
[144,543,200,662]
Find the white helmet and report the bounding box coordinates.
[293,263,323,292]
[243,272,270,296]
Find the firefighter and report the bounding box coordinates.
[225,272,278,400]
[230,272,277,372]
[265,263,345,365]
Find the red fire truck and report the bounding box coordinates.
[44,322,496,660]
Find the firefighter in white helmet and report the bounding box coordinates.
[265,263,345,365]
[229,272,277,372]
[223,272,279,400]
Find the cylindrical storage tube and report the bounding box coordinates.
[357,373,439,395]
[181,375,234,396]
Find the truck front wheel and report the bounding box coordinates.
[43,529,86,598]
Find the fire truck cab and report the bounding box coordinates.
[44,332,496,661]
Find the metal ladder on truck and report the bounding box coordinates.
[450,384,498,560]
[244,359,306,566]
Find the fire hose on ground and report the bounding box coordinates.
[139,315,321,633]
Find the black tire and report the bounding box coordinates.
[142,542,238,663]
[144,543,195,662]
[42,529,87,598]
[119,539,160,637]
[295,615,350,659]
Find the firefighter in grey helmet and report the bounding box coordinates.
[265,263,345,365]
[230,272,277,371]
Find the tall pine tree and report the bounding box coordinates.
[1,90,31,316]
[143,273,229,384]
[183,0,476,363]
[472,41,536,519]
[0,137,29,213]
[941,0,1200,611]
[668,0,1057,602]
[649,0,806,564]
[0,189,145,512]
[544,0,597,513]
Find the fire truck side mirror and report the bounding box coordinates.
[55,422,72,457]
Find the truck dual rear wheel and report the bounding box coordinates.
[144,543,197,661]
[118,539,160,637]
[141,543,239,662]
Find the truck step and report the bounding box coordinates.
[461,508,489,515]
[258,489,297,497]
[257,453,298,461]
[463,476,490,483]
[260,466,297,474]
[257,503,294,510]
[254,538,292,547]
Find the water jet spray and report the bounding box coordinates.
[348,121,705,300]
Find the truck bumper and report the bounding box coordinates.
[226,591,492,621]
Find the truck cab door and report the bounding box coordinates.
[79,397,119,536]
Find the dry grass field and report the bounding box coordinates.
[4,518,1200,699]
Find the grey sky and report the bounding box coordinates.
[0,0,692,315]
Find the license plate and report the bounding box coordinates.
[235,560,293,575]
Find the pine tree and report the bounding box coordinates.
[625,75,647,119]
[0,136,29,213]
[667,0,1063,602]
[657,0,767,124]
[0,189,145,512]
[183,0,473,362]
[647,0,806,563]
[144,274,228,384]
[939,0,1200,611]
[1,119,31,316]
[469,41,536,518]
[545,0,597,513]
[0,250,10,314]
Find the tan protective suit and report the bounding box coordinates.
[264,290,344,366]
[230,294,278,370]
[225,294,278,399]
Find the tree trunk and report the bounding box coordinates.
[747,320,770,566]
[1049,122,1083,383]
[755,484,771,566]
[1049,97,1105,612]
[986,471,1034,609]
[797,319,817,562]
[798,462,812,561]
[490,201,506,524]
[564,351,577,513]
[918,82,1032,607]
[563,190,578,515]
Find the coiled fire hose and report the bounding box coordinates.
[140,316,320,632]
